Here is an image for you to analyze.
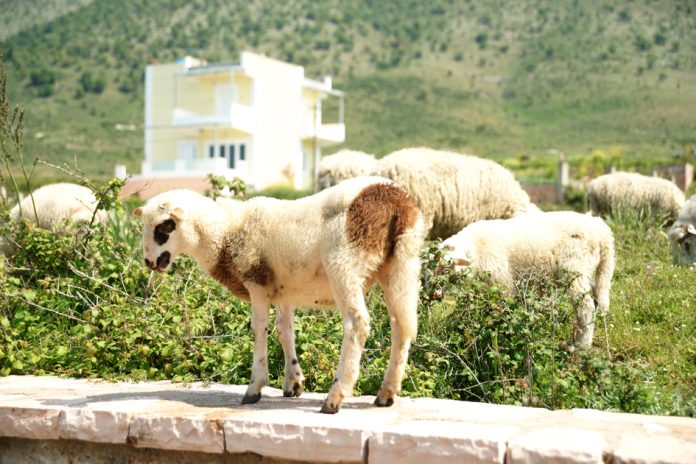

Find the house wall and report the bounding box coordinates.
[241,52,304,190]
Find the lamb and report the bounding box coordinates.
[586,171,685,219]
[442,211,615,349]
[134,177,425,414]
[668,194,696,267]
[370,147,539,239]
[10,182,107,228]
[317,149,377,191]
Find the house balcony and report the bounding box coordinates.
[172,102,258,134]
[302,122,346,145]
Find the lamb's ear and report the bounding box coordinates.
[170,207,184,222]
[133,207,142,217]
[688,224,696,236]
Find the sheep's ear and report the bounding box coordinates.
[688,224,696,236]
[170,207,184,222]
[133,207,142,217]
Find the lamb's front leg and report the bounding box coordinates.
[242,294,270,404]
[276,304,303,397]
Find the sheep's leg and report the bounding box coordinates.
[275,304,303,397]
[571,276,596,350]
[375,258,419,407]
[320,280,370,414]
[242,295,271,404]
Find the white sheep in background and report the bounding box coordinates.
[586,171,685,219]
[442,211,616,349]
[317,149,377,191]
[370,147,539,239]
[10,182,107,228]
[134,176,425,414]
[668,194,696,267]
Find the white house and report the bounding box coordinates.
[124,51,345,199]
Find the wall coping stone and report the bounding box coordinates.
[0,375,694,463]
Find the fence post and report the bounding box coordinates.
[684,163,694,194]
[556,158,569,203]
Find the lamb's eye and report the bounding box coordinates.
[154,219,176,245]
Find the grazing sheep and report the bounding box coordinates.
[370,147,539,239]
[586,172,685,219]
[442,211,615,349]
[668,194,696,267]
[10,182,107,229]
[317,149,377,191]
[134,177,425,414]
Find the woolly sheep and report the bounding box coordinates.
[317,149,377,191]
[134,177,425,414]
[10,182,107,229]
[668,194,696,267]
[442,211,616,349]
[370,147,540,240]
[586,171,685,218]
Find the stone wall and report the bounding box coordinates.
[1,376,695,463]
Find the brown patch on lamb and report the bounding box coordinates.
[346,183,419,258]
[243,260,274,287]
[210,236,251,301]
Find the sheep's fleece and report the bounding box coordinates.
[134,176,425,414]
[10,182,106,228]
[371,147,539,239]
[668,194,696,267]
[317,149,377,190]
[586,171,685,218]
[442,211,615,349]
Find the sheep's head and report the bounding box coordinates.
[134,199,192,273]
[440,237,474,272]
[669,222,696,267]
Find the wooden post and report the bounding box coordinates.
[556,158,569,203]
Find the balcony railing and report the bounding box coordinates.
[172,102,258,134]
[302,122,345,145]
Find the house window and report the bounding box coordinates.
[239,144,246,160]
[219,145,226,158]
[229,145,235,169]
[209,145,215,158]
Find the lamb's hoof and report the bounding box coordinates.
[283,382,303,398]
[241,392,262,405]
[374,395,395,407]
[319,401,340,414]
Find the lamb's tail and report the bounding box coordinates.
[594,226,615,315]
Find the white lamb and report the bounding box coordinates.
[317,149,377,191]
[370,147,539,239]
[134,177,425,414]
[10,182,107,228]
[668,194,696,267]
[586,171,685,218]
[442,211,615,349]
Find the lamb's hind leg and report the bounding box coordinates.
[375,256,420,407]
[320,279,370,414]
[242,293,271,404]
[275,304,303,397]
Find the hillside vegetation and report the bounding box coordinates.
[1,0,696,178]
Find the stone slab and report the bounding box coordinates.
[0,376,695,464]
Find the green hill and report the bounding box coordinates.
[1,0,695,179]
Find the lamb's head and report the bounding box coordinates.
[669,222,696,267]
[133,192,199,273]
[440,234,475,272]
